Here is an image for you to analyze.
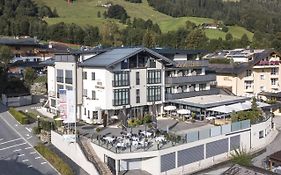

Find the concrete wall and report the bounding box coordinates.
[2,94,32,107]
[51,131,99,175]
[90,117,276,175]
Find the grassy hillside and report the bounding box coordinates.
[33,0,253,40]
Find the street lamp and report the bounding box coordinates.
[37,115,40,128]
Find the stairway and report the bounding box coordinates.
[78,136,112,175]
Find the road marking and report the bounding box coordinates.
[27,136,32,140]
[28,165,33,168]
[18,154,25,157]
[25,127,31,132]
[30,151,36,154]
[0,138,3,141]
[0,138,21,145]
[35,157,41,159]
[13,149,22,152]
[22,159,29,162]
[25,146,32,150]
[15,124,18,126]
[1,115,60,174]
[0,142,27,151]
[41,162,47,165]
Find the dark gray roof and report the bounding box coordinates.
[208,49,277,74]
[0,37,39,46]
[80,47,176,68]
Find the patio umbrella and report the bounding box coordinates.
[164,105,176,111]
[177,109,191,115]
[110,115,118,120]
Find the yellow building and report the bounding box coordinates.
[209,50,281,98]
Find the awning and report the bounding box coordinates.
[177,109,191,115]
[164,105,176,111]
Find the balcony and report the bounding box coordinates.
[165,74,216,84]
[254,61,280,68]
[175,60,209,68]
[165,88,220,100]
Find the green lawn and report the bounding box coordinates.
[204,26,254,40]
[33,0,253,40]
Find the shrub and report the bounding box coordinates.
[143,114,152,124]
[35,144,74,175]
[9,108,29,124]
[135,118,143,125]
[32,126,41,134]
[231,148,252,166]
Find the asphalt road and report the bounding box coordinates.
[0,104,58,175]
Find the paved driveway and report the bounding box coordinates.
[0,104,58,175]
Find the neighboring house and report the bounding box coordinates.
[45,47,217,124]
[204,49,265,63]
[208,49,281,98]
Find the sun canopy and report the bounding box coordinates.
[177,109,191,115]
[208,101,270,114]
[164,105,176,111]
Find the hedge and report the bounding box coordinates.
[35,144,74,175]
[9,108,29,124]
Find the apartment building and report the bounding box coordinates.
[46,47,217,124]
[208,49,281,97]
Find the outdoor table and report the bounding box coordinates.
[104,136,114,143]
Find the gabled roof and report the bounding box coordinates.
[152,48,207,55]
[208,49,278,75]
[80,47,176,68]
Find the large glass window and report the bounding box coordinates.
[113,71,129,87]
[199,83,206,91]
[147,86,161,102]
[147,70,161,84]
[113,89,130,106]
[56,69,64,83]
[65,70,72,84]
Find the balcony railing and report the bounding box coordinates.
[165,88,220,100]
[165,74,216,84]
[256,61,280,66]
[175,60,209,68]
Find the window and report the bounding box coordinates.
[136,72,140,85]
[57,84,64,97]
[260,74,265,80]
[66,86,72,90]
[121,59,129,69]
[271,68,278,75]
[260,86,265,92]
[147,86,161,102]
[259,130,264,139]
[83,89,87,97]
[92,90,96,100]
[88,110,90,119]
[113,89,130,106]
[271,78,278,85]
[244,81,252,89]
[56,69,64,83]
[82,71,87,80]
[246,70,252,77]
[51,99,56,107]
[92,72,95,80]
[84,108,86,115]
[199,84,206,91]
[136,89,140,103]
[147,59,156,68]
[113,71,129,87]
[92,111,98,119]
[147,70,161,84]
[65,70,72,84]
